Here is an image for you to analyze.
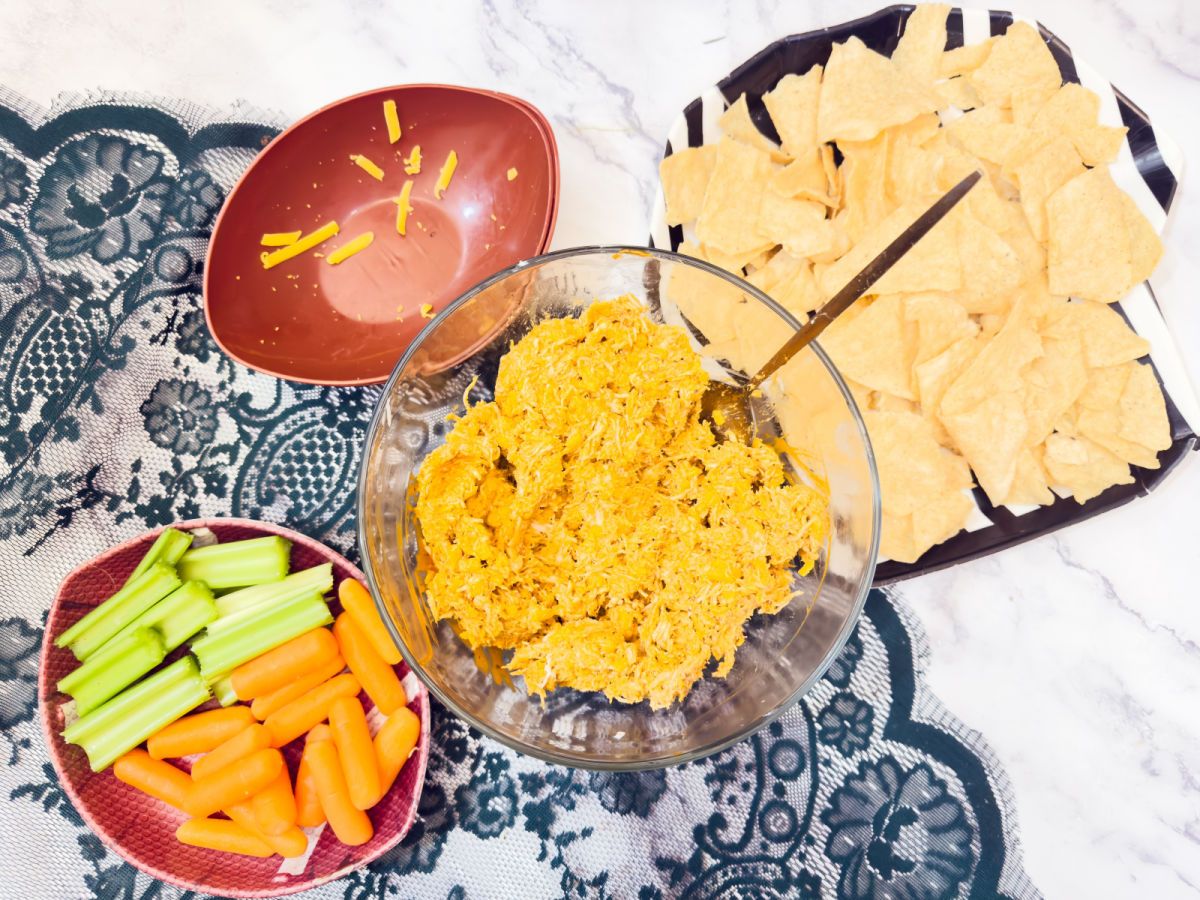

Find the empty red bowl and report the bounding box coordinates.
[204,85,559,385]
[39,518,431,897]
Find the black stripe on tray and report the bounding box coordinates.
[684,98,705,148]
[1116,92,1177,211]
[1039,23,1080,84]
[944,8,965,50]
[988,10,1013,36]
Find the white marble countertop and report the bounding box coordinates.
[3,1,1197,896]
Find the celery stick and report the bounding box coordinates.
[57,564,181,661]
[124,527,193,587]
[58,626,166,715]
[177,535,292,590]
[190,591,333,680]
[211,673,239,707]
[212,563,334,620]
[63,656,210,772]
[103,581,216,654]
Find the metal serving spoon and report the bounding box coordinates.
[700,170,982,442]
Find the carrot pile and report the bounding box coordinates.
[111,578,421,859]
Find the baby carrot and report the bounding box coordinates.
[307,735,373,846]
[263,672,361,748]
[250,652,346,721]
[113,748,192,811]
[189,723,270,782]
[231,627,339,701]
[338,579,402,665]
[251,766,297,836]
[328,696,381,810]
[295,724,330,827]
[375,706,421,799]
[176,817,274,857]
[184,747,284,818]
[146,706,256,759]
[333,613,406,715]
[226,799,308,858]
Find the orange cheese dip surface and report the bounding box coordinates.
[415,296,831,709]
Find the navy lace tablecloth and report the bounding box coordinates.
[0,92,1041,900]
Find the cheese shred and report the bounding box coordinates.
[383,99,401,144]
[404,145,422,175]
[433,150,458,199]
[326,231,374,265]
[350,153,385,180]
[394,180,414,235]
[260,221,339,269]
[260,231,302,247]
[415,297,831,709]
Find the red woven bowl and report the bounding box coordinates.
[39,518,431,897]
[204,84,560,386]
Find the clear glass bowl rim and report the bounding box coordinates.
[356,243,881,770]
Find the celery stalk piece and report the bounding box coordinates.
[56,564,182,661]
[124,527,193,587]
[102,581,216,655]
[57,626,166,716]
[177,535,292,590]
[62,655,210,772]
[211,673,239,707]
[212,563,334,620]
[190,591,333,680]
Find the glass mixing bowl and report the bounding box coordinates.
[357,246,879,769]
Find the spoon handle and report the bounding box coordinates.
[747,170,982,389]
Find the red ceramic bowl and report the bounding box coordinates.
[39,518,431,898]
[204,84,560,386]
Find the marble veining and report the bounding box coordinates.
[0,1,1197,897]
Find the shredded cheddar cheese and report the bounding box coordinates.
[260,230,302,247]
[394,180,414,235]
[383,99,401,144]
[260,221,339,269]
[415,297,831,709]
[404,145,422,175]
[433,149,458,199]
[506,167,518,181]
[327,232,374,264]
[350,153,385,180]
[420,303,435,319]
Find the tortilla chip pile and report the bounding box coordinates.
[659,4,1170,563]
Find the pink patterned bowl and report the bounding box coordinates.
[38,518,431,897]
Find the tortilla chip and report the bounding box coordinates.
[863,408,956,515]
[881,511,919,563]
[1005,446,1054,506]
[719,94,788,161]
[936,75,983,111]
[1117,190,1164,287]
[1075,405,1161,469]
[1026,83,1127,166]
[1022,332,1088,446]
[913,487,975,551]
[969,21,1062,109]
[698,240,776,274]
[1046,166,1133,303]
[941,390,1028,505]
[762,69,823,159]
[695,136,775,255]
[940,36,996,78]
[817,36,942,142]
[885,113,943,205]
[906,292,979,365]
[992,198,1046,285]
[667,241,744,344]
[1012,135,1086,242]
[947,105,1021,165]
[757,191,827,247]
[772,258,823,317]
[1042,299,1150,368]
[1077,363,1133,412]
[820,294,919,399]
[893,4,951,90]
[1043,432,1133,502]
[660,145,718,226]
[941,298,1043,414]
[915,335,978,446]
[1119,361,1172,451]
[820,198,964,296]
[835,134,893,243]
[955,210,1023,313]
[770,149,835,205]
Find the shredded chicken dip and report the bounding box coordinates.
[415,296,831,709]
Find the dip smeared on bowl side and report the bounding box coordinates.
[415,296,830,709]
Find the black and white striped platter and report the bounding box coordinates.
[648,5,1197,585]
